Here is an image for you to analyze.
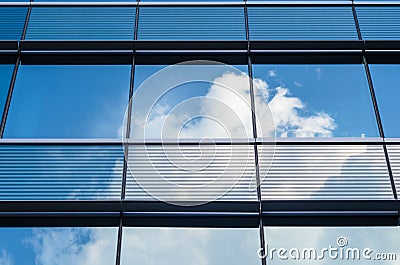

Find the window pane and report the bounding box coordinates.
[121,227,261,265]
[126,144,257,203]
[4,65,130,138]
[369,65,400,137]
[259,143,393,200]
[0,227,117,265]
[0,144,123,200]
[248,7,357,40]
[26,7,135,40]
[137,7,246,40]
[264,227,400,264]
[252,65,378,138]
[130,64,253,139]
[0,64,14,120]
[0,7,27,40]
[357,7,400,40]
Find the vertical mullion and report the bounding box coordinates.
[245,2,266,265]
[0,7,31,138]
[352,3,398,199]
[116,4,140,265]
[115,218,124,265]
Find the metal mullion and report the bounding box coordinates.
[352,3,398,199]
[116,4,139,265]
[245,2,266,265]
[361,56,398,201]
[115,218,123,265]
[0,6,31,138]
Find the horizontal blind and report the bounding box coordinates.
[356,6,400,40]
[259,144,393,200]
[0,7,27,40]
[386,145,400,196]
[137,7,246,40]
[0,145,123,200]
[126,145,257,201]
[26,7,135,40]
[248,7,358,40]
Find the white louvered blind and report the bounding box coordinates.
[26,7,135,40]
[259,144,394,200]
[248,7,358,40]
[0,7,27,40]
[137,7,246,40]
[386,144,400,196]
[356,6,400,40]
[126,144,258,202]
[0,145,123,200]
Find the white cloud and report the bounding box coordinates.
[121,228,260,265]
[29,228,117,265]
[132,71,336,139]
[256,85,335,138]
[133,72,255,139]
[0,249,13,265]
[268,70,277,77]
[315,67,322,79]
[294,81,303,87]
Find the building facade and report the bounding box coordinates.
[0,0,399,264]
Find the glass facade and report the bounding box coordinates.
[121,228,260,265]
[4,65,131,138]
[253,64,378,138]
[0,1,399,265]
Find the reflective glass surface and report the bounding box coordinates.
[0,144,123,200]
[0,65,14,121]
[4,65,131,138]
[369,65,400,137]
[263,227,400,265]
[121,227,260,265]
[130,64,253,139]
[0,227,118,265]
[252,65,379,138]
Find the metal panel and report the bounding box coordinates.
[259,144,394,200]
[386,145,400,196]
[26,7,135,40]
[137,7,246,40]
[356,6,400,40]
[248,7,358,40]
[0,145,123,200]
[0,7,27,40]
[125,144,257,202]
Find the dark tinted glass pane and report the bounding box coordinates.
[4,65,130,138]
[252,65,378,137]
